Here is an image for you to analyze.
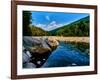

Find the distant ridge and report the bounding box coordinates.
[30,16,89,36]
[50,16,89,36]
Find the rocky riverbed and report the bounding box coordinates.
[23,36,89,68]
[23,36,59,68]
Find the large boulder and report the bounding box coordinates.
[23,36,59,54]
[46,37,59,50]
[23,36,59,68]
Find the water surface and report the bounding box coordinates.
[42,42,89,67]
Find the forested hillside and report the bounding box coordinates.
[23,11,89,37]
[50,16,89,36]
[30,25,50,36]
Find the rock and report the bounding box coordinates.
[46,37,59,50]
[26,51,32,57]
[84,49,89,55]
[41,38,51,51]
[23,51,30,63]
[30,47,51,54]
[37,61,41,65]
[23,37,34,47]
[23,46,32,63]
[23,36,59,54]
[23,36,59,68]
[23,62,36,68]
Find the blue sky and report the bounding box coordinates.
[31,11,89,31]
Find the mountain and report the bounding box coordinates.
[29,16,89,36]
[50,16,89,36]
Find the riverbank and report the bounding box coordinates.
[31,36,89,43]
[23,36,89,68]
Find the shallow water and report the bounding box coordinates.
[42,42,89,67]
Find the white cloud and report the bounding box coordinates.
[36,24,46,27]
[46,15,50,21]
[46,21,64,31]
[33,21,65,31]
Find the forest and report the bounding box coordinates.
[23,11,89,37]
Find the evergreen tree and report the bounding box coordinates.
[23,11,32,36]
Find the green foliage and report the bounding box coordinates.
[23,14,89,36]
[23,11,32,36]
[50,16,89,37]
[30,25,50,36]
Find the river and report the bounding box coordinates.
[42,41,89,67]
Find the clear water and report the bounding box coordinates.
[42,42,89,67]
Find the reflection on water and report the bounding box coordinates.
[23,40,90,68]
[67,42,89,55]
[42,42,89,67]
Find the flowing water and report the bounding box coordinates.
[42,42,89,67]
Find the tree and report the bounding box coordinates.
[23,11,32,36]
